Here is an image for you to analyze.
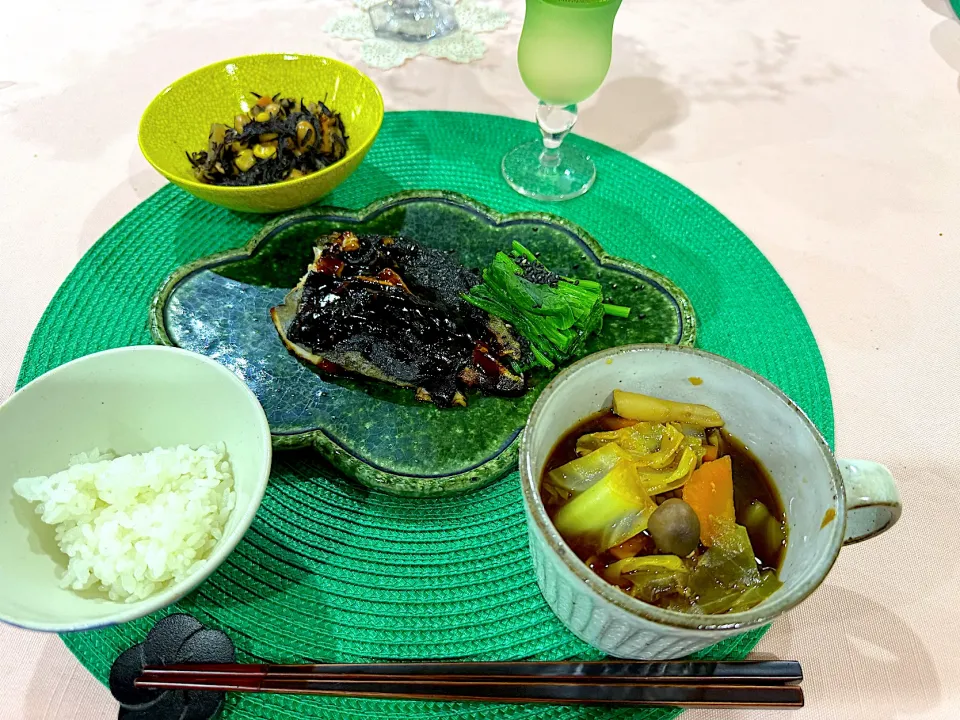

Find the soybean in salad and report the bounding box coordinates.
[541,390,788,615]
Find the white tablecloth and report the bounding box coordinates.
[2,1,958,718]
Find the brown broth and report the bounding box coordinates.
[541,410,788,573]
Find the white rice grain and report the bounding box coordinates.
[14,444,236,603]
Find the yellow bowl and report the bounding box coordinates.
[139,53,384,213]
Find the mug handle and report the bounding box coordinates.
[837,459,901,545]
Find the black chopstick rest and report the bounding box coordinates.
[109,613,235,720]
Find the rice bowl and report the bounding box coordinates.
[0,346,272,632]
[14,444,237,603]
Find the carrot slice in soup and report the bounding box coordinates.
[682,455,735,546]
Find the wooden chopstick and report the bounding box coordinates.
[135,661,804,708]
[135,677,803,708]
[140,660,802,685]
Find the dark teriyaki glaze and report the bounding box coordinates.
[541,410,787,578]
[285,232,528,406]
[289,271,480,403]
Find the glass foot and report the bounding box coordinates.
[501,140,596,202]
[368,0,459,42]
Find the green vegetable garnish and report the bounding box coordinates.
[463,242,630,370]
[687,519,778,614]
[605,555,690,604]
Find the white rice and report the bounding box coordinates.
[13,444,236,603]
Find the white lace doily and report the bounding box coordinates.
[324,0,510,70]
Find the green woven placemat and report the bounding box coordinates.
[18,111,832,720]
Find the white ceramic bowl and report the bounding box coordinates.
[0,346,272,632]
[520,344,900,659]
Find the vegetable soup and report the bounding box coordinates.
[541,390,788,615]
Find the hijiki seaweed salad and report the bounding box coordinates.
[271,237,630,407]
[187,92,348,186]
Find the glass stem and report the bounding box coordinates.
[536,102,579,169]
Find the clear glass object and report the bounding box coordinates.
[368,0,459,42]
[502,0,623,201]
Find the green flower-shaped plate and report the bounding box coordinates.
[150,191,695,496]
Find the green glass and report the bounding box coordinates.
[502,0,622,201]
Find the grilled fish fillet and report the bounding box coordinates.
[271,231,528,407]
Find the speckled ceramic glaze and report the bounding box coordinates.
[138,53,384,213]
[520,345,901,658]
[150,191,696,496]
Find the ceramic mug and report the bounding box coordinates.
[519,344,900,659]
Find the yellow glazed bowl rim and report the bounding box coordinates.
[137,52,384,196]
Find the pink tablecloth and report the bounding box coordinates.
[2,0,958,718]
